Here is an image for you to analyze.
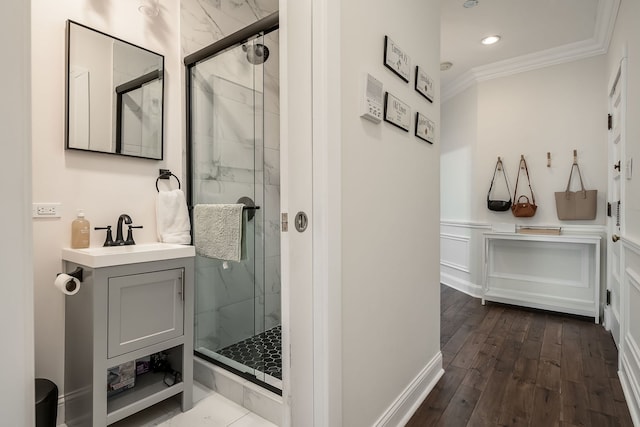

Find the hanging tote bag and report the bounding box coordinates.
[554,162,597,220]
[511,155,538,217]
[487,157,512,211]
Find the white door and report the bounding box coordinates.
[605,58,626,347]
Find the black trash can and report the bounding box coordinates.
[35,378,58,427]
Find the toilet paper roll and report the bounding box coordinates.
[54,274,81,296]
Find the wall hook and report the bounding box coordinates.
[547,152,551,167]
[573,149,578,164]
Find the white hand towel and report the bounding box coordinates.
[193,204,244,262]
[156,189,191,245]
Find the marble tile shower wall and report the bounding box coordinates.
[181,0,280,353]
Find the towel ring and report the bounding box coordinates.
[156,169,181,192]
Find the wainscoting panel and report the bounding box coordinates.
[620,239,640,426]
[440,234,469,273]
[440,222,486,297]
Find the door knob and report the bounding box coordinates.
[612,234,620,242]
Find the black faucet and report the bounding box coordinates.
[115,214,133,246]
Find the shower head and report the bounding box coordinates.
[242,43,270,65]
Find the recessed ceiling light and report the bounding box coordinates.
[440,62,453,71]
[463,0,478,8]
[481,35,501,45]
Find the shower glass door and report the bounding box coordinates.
[189,29,281,391]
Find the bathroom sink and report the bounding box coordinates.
[61,243,195,268]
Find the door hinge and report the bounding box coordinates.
[608,114,613,130]
[281,213,289,232]
[606,289,611,305]
[607,202,612,217]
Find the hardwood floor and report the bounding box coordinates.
[406,285,635,427]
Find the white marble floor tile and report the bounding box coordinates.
[228,412,277,427]
[193,381,216,404]
[112,383,274,427]
[159,392,248,427]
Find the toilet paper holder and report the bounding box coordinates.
[57,267,83,283]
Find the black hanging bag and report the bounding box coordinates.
[487,157,512,211]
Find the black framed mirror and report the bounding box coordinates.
[65,20,165,160]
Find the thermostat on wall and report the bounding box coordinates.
[360,73,383,123]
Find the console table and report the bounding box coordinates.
[482,232,601,323]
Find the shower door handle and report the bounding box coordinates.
[295,211,308,232]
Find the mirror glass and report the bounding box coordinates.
[66,21,164,159]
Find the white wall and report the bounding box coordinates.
[0,0,34,425]
[339,0,442,425]
[441,85,478,221]
[31,0,182,406]
[441,56,608,226]
[607,0,640,424]
[476,57,608,225]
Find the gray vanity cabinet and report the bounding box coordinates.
[62,255,194,426]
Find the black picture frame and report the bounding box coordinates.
[415,66,434,103]
[383,36,411,83]
[383,92,411,132]
[415,112,435,144]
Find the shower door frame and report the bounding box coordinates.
[184,12,281,395]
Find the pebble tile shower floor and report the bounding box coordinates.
[217,326,282,380]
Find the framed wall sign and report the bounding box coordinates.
[415,112,435,144]
[384,92,411,132]
[384,36,411,83]
[415,66,434,102]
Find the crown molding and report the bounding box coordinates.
[442,0,621,103]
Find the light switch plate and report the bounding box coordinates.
[626,158,633,180]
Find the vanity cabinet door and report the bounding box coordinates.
[108,268,184,358]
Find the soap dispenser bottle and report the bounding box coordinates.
[71,210,90,249]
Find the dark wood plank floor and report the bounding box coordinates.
[406,285,635,427]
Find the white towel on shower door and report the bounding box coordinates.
[193,204,244,261]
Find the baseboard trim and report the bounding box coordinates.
[373,352,444,427]
[440,272,482,298]
[57,394,65,426]
[619,354,640,427]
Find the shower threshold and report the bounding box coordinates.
[196,325,282,394]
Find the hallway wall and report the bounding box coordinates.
[442,55,608,226]
[31,0,182,412]
[340,0,442,425]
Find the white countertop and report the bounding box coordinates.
[62,243,195,268]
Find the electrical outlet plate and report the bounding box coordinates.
[33,203,61,218]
